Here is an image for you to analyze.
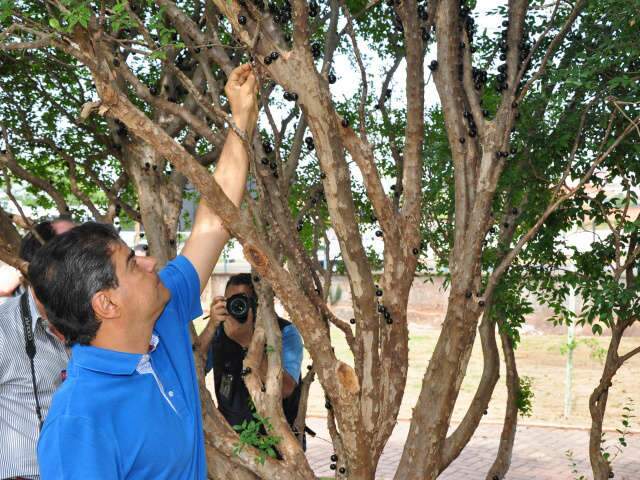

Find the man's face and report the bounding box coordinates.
[108,242,170,325]
[224,283,255,327]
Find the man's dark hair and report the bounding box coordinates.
[28,222,121,345]
[19,221,56,262]
[225,273,256,298]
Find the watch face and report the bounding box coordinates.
[220,373,234,400]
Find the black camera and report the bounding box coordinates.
[226,293,256,324]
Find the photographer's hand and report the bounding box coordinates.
[196,296,229,358]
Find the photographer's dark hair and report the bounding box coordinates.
[28,222,121,345]
[225,273,256,298]
[19,221,56,262]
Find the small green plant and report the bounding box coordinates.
[564,450,587,480]
[558,338,607,364]
[516,376,534,417]
[601,397,635,464]
[232,411,282,465]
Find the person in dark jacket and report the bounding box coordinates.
[197,273,304,429]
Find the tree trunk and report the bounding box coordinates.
[486,325,520,480]
[394,293,482,480]
[207,449,260,480]
[293,368,316,447]
[440,309,500,472]
[123,141,184,264]
[588,326,623,480]
[0,208,22,250]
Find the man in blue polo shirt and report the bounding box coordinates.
[27,63,258,479]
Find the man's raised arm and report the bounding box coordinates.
[181,64,258,292]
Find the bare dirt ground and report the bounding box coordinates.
[303,325,640,431]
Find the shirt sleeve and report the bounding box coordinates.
[281,325,303,383]
[38,415,120,479]
[158,255,203,323]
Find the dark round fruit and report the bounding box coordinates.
[328,72,336,84]
[375,230,383,237]
[269,51,279,60]
[339,467,346,474]
[264,56,272,65]
[331,454,338,462]
[350,318,356,324]
[459,137,465,144]
[341,118,349,127]
[238,15,247,25]
[330,464,337,470]
[428,60,438,71]
[376,289,383,297]
[412,248,419,255]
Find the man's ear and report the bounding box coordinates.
[91,290,120,321]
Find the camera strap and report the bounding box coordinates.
[19,292,44,431]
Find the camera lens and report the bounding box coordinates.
[226,294,252,323]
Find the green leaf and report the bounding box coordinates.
[49,17,61,30]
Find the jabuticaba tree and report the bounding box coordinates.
[1,0,638,478]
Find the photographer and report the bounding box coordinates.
[197,273,303,430]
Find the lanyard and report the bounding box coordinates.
[19,292,43,431]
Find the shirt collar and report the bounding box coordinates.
[26,288,42,334]
[71,333,161,376]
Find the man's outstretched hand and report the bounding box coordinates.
[224,64,258,134]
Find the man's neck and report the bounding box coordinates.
[91,319,155,354]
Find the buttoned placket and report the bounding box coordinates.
[135,335,177,414]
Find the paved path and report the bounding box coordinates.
[305,417,640,479]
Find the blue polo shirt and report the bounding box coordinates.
[37,256,205,479]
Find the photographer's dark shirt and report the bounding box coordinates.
[205,318,303,427]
